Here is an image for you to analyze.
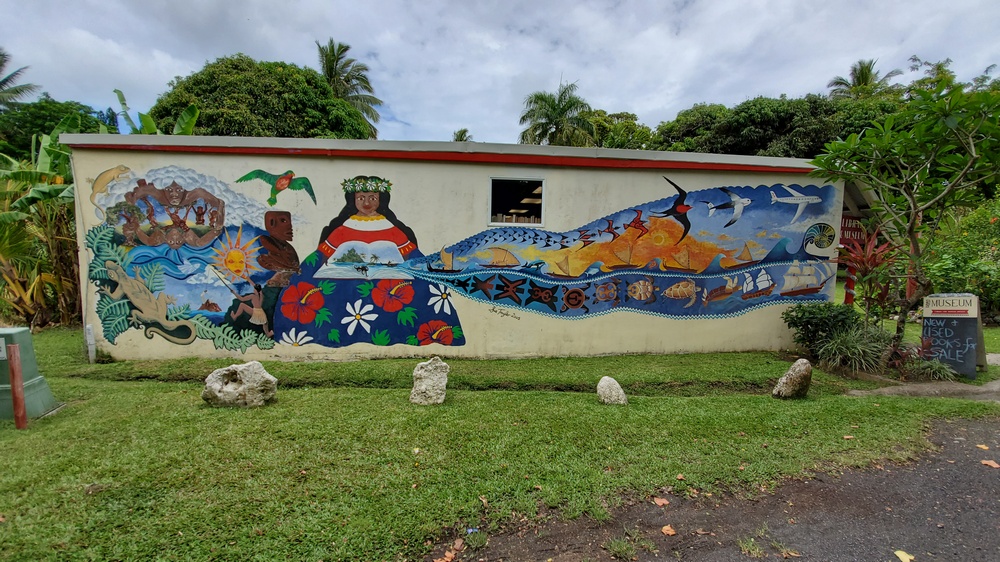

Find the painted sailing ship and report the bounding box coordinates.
[702,275,738,306]
[727,242,760,269]
[483,246,522,268]
[547,254,579,279]
[665,246,699,273]
[779,261,833,297]
[602,242,641,271]
[428,247,463,273]
[740,268,775,300]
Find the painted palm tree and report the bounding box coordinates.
[316,39,383,139]
[827,58,903,99]
[452,128,473,142]
[518,82,595,146]
[0,47,39,110]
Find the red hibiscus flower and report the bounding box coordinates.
[280,282,324,324]
[417,320,453,345]
[372,280,414,312]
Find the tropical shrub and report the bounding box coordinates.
[925,196,1000,322]
[781,302,862,358]
[817,324,892,375]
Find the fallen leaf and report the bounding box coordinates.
[653,497,670,507]
[843,435,855,440]
[453,538,464,551]
[479,495,489,508]
[981,460,1000,469]
[411,483,418,489]
[894,550,915,562]
[694,528,711,535]
[534,485,542,491]
[782,549,802,558]
[676,474,685,481]
[661,525,677,536]
[300,470,307,475]
[0,515,5,523]
[739,465,745,471]
[976,444,990,450]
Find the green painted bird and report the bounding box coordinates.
[236,169,316,207]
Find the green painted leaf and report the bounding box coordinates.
[452,325,464,339]
[371,329,391,346]
[314,307,333,327]
[319,279,337,294]
[406,335,419,346]
[397,306,417,327]
[327,328,341,343]
[302,252,320,267]
[357,281,374,297]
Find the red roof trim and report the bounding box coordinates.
[65,143,813,174]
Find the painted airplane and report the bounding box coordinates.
[770,186,822,224]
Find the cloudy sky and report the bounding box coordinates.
[3,0,997,143]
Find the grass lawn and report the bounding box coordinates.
[1,327,998,560]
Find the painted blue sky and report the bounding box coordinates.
[4,0,998,143]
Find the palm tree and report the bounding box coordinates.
[0,47,39,110]
[452,128,473,142]
[315,39,383,139]
[827,58,903,100]
[518,82,594,146]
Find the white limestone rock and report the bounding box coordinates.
[772,358,812,399]
[597,376,628,405]
[202,361,278,407]
[410,356,449,405]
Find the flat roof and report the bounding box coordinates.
[60,134,814,174]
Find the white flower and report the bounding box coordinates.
[279,328,313,346]
[428,284,453,315]
[341,299,378,335]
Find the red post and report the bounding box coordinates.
[8,344,27,429]
[844,266,857,305]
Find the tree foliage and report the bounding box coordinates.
[452,128,473,142]
[148,54,368,139]
[315,39,383,139]
[518,82,594,146]
[0,93,116,160]
[810,85,1000,338]
[0,47,39,111]
[587,110,653,150]
[827,58,903,100]
[0,114,81,325]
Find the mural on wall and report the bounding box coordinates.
[85,166,836,353]
[406,177,839,320]
[85,167,465,351]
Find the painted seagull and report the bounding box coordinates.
[702,187,751,228]
[770,185,822,224]
[651,176,693,243]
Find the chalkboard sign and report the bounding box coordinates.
[921,293,985,379]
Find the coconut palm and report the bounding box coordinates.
[518,82,594,146]
[316,39,383,139]
[452,128,473,142]
[827,58,903,100]
[0,47,39,110]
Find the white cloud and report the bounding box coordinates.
[4,0,998,144]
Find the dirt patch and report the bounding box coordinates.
[429,418,1000,561]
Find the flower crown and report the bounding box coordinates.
[342,175,392,193]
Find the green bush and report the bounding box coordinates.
[781,302,862,357]
[926,197,1000,321]
[818,324,891,375]
[899,356,958,381]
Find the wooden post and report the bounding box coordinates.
[8,344,27,429]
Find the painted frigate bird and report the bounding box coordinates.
[703,187,751,228]
[650,176,694,243]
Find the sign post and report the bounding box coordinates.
[921,293,987,379]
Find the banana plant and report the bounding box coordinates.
[0,114,81,324]
[114,89,199,134]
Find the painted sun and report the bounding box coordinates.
[211,225,261,282]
